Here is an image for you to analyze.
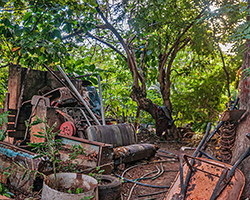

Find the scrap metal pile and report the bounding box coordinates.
[0,64,158,198]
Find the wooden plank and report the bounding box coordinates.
[8,65,21,110]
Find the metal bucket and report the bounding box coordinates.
[86,123,136,147]
[41,173,98,200]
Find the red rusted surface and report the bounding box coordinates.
[60,121,76,136]
[164,158,245,200]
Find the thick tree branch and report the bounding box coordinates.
[86,31,127,61]
[140,41,149,71]
[0,63,10,69]
[218,44,231,97]
[31,13,44,33]
[177,37,191,51]
[161,6,207,72]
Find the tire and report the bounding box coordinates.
[98,175,122,200]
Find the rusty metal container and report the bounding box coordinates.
[164,158,245,200]
[86,123,136,147]
[113,143,157,163]
[41,173,98,200]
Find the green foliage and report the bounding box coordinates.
[0,111,9,141]
[0,0,97,67]
[89,166,105,184]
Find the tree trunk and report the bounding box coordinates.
[231,41,250,199]
[130,86,180,138]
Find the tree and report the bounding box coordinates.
[0,0,243,138]
[63,0,243,137]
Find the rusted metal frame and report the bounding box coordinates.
[42,64,82,105]
[198,150,220,161]
[182,122,211,199]
[56,65,101,125]
[183,155,194,172]
[210,145,250,200]
[58,134,113,166]
[211,133,250,200]
[14,66,31,128]
[184,155,227,169]
[97,145,103,166]
[97,74,105,125]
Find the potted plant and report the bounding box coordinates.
[22,116,98,200]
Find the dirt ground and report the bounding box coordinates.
[116,130,218,200]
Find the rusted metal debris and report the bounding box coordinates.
[164,158,245,200]
[0,141,43,193]
[58,134,113,167]
[113,143,158,164]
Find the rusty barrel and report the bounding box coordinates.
[86,123,136,147]
[113,143,157,163]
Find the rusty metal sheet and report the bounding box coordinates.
[58,134,113,167]
[0,141,43,193]
[113,143,157,164]
[164,158,245,200]
[220,110,246,122]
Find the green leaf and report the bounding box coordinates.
[23,12,33,22]
[76,187,83,194]
[21,169,28,181]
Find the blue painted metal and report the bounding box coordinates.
[0,143,34,159]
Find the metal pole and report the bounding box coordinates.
[97,75,105,125]
[79,108,91,126]
[56,65,101,125]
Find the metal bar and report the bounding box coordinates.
[79,108,91,126]
[198,150,220,161]
[97,75,105,125]
[227,146,250,179]
[56,65,101,125]
[182,122,211,198]
[210,168,229,200]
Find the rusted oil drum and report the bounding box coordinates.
[86,123,136,147]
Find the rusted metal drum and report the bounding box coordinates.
[41,173,98,200]
[113,143,157,163]
[86,123,136,147]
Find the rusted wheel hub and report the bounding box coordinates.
[60,121,76,136]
